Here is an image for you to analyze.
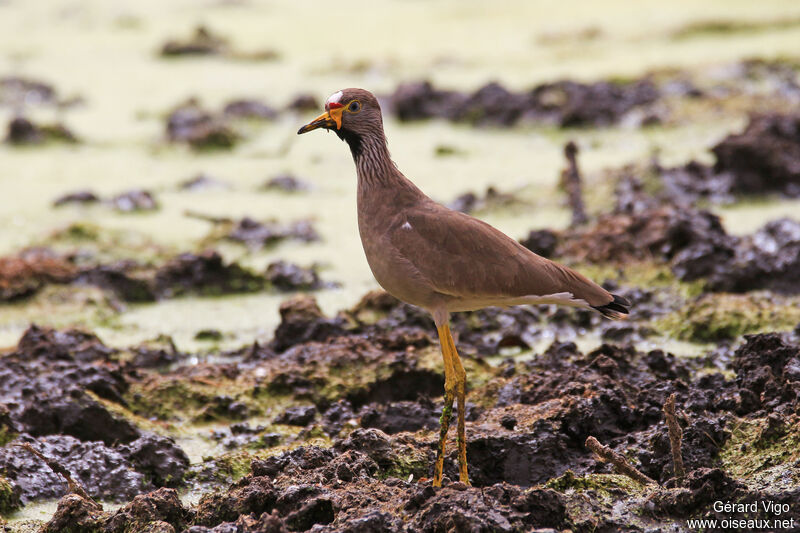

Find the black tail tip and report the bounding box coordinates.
[592,294,631,320]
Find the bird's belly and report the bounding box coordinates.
[360,232,436,309]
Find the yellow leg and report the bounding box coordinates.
[433,324,455,487]
[434,323,470,487]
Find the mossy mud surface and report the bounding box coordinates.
[3,0,800,531]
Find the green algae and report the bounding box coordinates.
[0,476,21,515]
[546,471,649,497]
[657,293,800,342]
[720,416,800,492]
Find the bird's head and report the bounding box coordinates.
[297,88,382,143]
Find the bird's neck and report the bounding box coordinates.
[346,128,427,213]
[344,129,397,187]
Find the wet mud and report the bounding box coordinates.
[3,291,798,531]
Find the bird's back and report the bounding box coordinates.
[358,173,617,313]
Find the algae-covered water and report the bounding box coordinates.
[2,0,800,351]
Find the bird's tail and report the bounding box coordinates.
[591,294,631,320]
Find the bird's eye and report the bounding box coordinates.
[348,101,361,113]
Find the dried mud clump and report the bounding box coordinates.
[659,112,800,201]
[530,175,800,293]
[261,173,311,193]
[0,248,77,301]
[109,189,159,212]
[266,261,333,292]
[0,325,190,502]
[166,98,240,150]
[0,76,56,107]
[448,186,527,214]
[389,78,661,127]
[152,251,266,298]
[732,333,800,415]
[222,99,279,120]
[224,217,320,249]
[712,112,800,196]
[704,218,800,294]
[82,251,267,302]
[5,116,78,145]
[548,203,735,271]
[160,26,228,56]
[52,190,101,207]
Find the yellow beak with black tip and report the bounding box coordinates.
[297,105,345,134]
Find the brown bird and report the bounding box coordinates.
[298,88,630,487]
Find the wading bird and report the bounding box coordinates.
[298,88,630,487]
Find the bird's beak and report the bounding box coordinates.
[297,106,344,134]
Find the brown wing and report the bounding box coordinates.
[388,202,612,306]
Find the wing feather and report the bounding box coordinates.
[388,202,611,306]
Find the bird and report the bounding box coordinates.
[298,88,630,487]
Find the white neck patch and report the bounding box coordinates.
[326,90,343,105]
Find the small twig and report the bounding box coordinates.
[585,436,657,486]
[663,393,686,481]
[18,443,100,507]
[560,141,588,227]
